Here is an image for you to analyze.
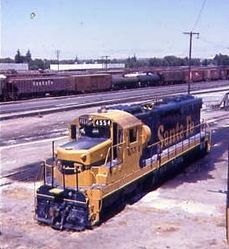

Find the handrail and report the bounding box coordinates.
[42,160,86,191]
[142,122,210,168]
[104,141,125,167]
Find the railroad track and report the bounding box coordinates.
[1,86,228,147]
[1,80,229,121]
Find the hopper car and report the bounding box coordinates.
[35,94,211,231]
[0,74,112,100]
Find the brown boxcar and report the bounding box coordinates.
[225,67,229,79]
[204,68,220,81]
[160,70,185,84]
[70,74,112,92]
[220,66,229,80]
[192,69,205,82]
[184,69,205,82]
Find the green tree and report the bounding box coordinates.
[14,49,23,63]
[25,50,32,63]
[0,57,15,63]
[29,59,45,70]
[74,56,79,63]
[213,53,229,65]
[126,55,138,68]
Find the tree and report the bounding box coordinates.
[126,55,138,68]
[213,53,229,65]
[0,57,15,63]
[74,56,79,63]
[14,49,23,63]
[25,50,32,63]
[29,59,45,70]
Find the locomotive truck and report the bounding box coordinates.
[35,95,211,231]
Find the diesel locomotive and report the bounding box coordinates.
[35,95,211,231]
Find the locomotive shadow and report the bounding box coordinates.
[161,126,229,189]
[6,158,53,182]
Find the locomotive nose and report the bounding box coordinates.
[36,186,89,231]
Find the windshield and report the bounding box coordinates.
[61,137,107,150]
[80,124,110,139]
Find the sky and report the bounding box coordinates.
[1,0,229,60]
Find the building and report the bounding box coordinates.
[0,63,29,71]
[50,63,125,71]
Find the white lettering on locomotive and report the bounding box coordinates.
[158,115,195,148]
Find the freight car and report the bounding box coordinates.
[0,74,7,101]
[112,72,161,89]
[35,94,211,231]
[187,68,205,82]
[158,70,185,84]
[69,74,112,93]
[1,66,229,101]
[1,73,112,100]
[2,76,72,100]
[137,72,161,87]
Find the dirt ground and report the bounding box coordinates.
[0,92,229,249]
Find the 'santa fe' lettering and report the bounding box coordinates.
[157,116,195,148]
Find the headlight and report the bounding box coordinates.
[57,160,62,170]
[80,154,87,162]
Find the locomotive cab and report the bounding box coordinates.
[54,109,151,188]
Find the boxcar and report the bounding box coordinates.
[160,70,185,84]
[204,68,221,81]
[70,74,112,93]
[190,69,205,82]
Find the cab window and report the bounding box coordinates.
[71,125,77,139]
[129,127,137,143]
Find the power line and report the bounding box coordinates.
[199,37,229,50]
[192,0,207,31]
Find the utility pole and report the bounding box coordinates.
[183,31,199,94]
[56,50,60,71]
[101,55,109,71]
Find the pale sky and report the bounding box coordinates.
[1,0,229,59]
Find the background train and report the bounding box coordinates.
[1,66,229,101]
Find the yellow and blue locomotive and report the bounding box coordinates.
[35,95,211,230]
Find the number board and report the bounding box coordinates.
[79,116,111,127]
[94,119,111,127]
[79,116,91,126]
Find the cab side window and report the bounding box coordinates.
[129,127,137,143]
[71,125,76,139]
